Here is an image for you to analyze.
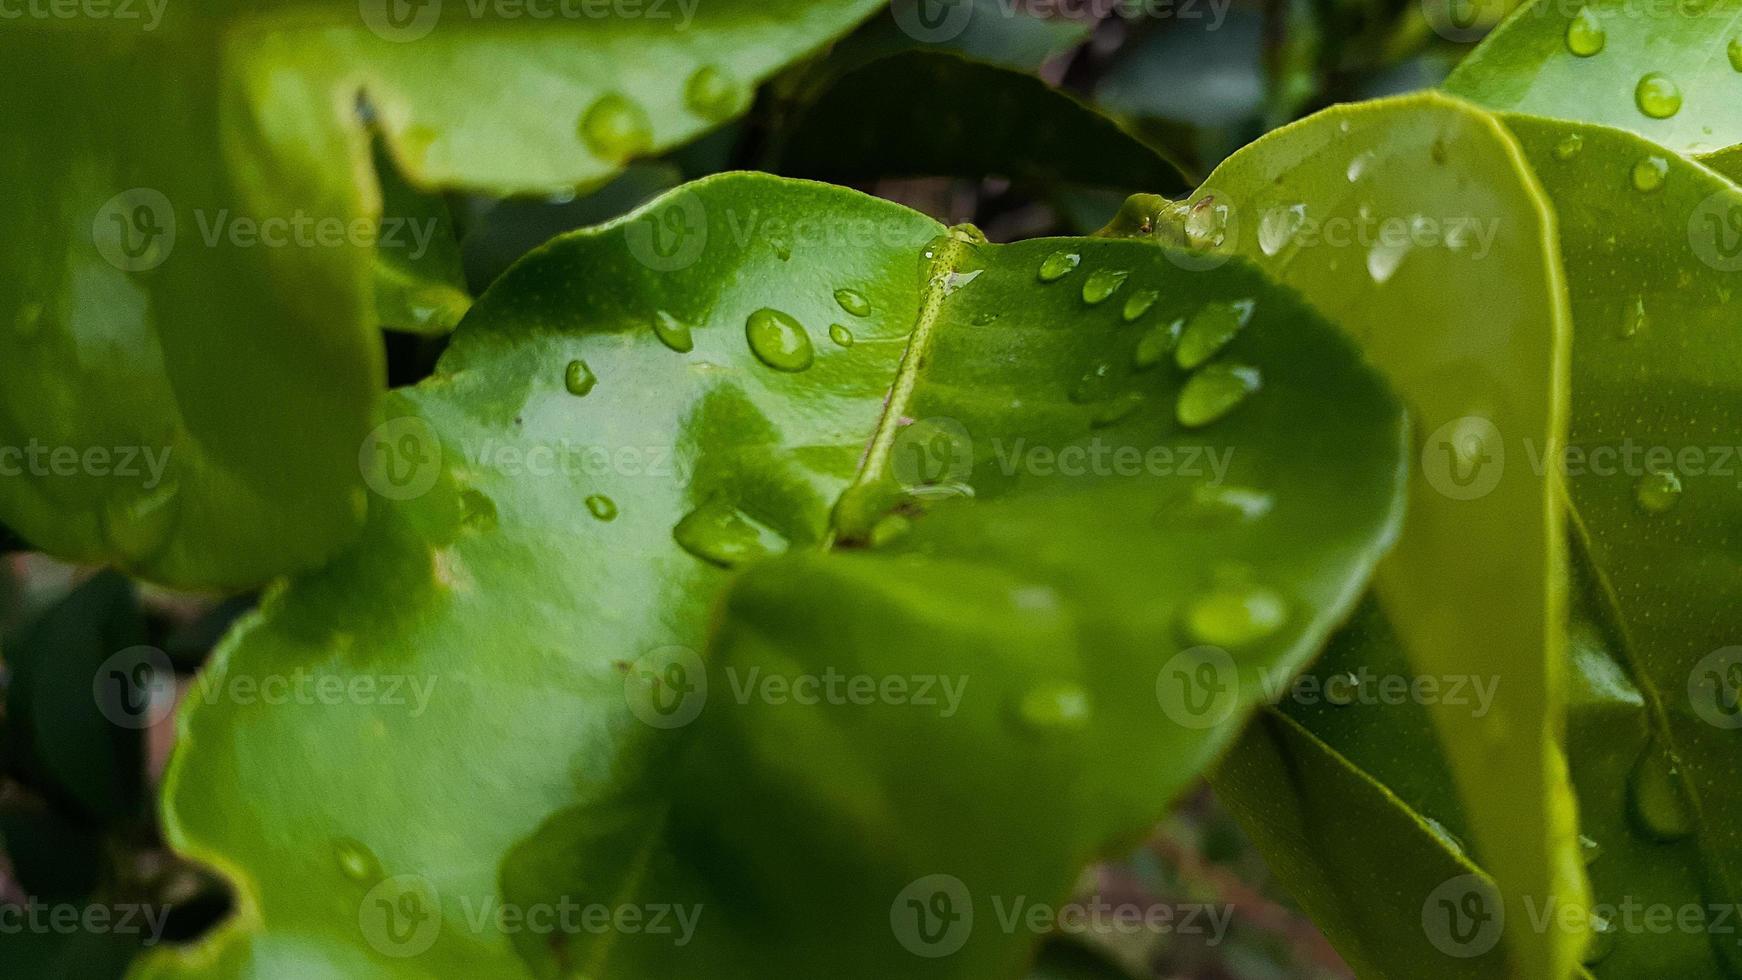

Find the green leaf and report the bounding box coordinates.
[1501,114,1742,976]
[143,174,1406,977]
[1150,91,1590,979]
[1444,0,1742,156]
[770,50,1188,193]
[371,145,469,337]
[3,571,153,822]
[0,1,886,588]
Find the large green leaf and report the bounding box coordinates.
[1136,91,1589,979]
[0,1,884,588]
[1503,114,1742,976]
[1444,0,1742,156]
[1206,108,1742,977]
[142,173,1406,978]
[770,50,1187,192]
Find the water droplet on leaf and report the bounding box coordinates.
[1632,155,1669,193]
[564,359,597,396]
[652,310,693,353]
[1629,741,1695,841]
[1553,134,1584,160]
[1038,250,1081,282]
[673,497,785,567]
[834,288,872,317]
[333,838,382,882]
[1175,300,1254,370]
[1016,682,1091,732]
[1565,8,1606,56]
[1134,319,1182,370]
[585,494,618,521]
[746,308,814,372]
[1080,268,1128,305]
[1258,204,1306,256]
[828,323,854,347]
[578,93,653,161]
[683,65,742,120]
[1635,469,1682,513]
[1183,581,1287,647]
[1635,73,1683,118]
[1122,289,1159,322]
[1177,363,1261,428]
[1089,392,1144,428]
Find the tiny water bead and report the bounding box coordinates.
[652,310,693,353]
[1134,319,1182,370]
[1015,681,1092,733]
[1345,151,1374,183]
[683,65,742,120]
[1730,36,1742,72]
[333,837,383,882]
[1622,296,1648,338]
[971,311,1001,326]
[1634,468,1683,513]
[1421,817,1466,855]
[833,288,872,317]
[1553,133,1584,161]
[1175,300,1254,370]
[1582,911,1617,966]
[1081,268,1128,305]
[1070,360,1120,404]
[578,92,653,161]
[770,236,793,261]
[673,497,786,567]
[1038,250,1081,282]
[1089,391,1145,429]
[1189,483,1273,522]
[1579,833,1603,865]
[1258,203,1306,256]
[1121,288,1159,322]
[745,308,814,372]
[1176,363,1261,428]
[1366,238,1410,285]
[1183,581,1287,647]
[828,323,855,347]
[1631,155,1668,193]
[1634,73,1683,119]
[1628,741,1695,841]
[1565,8,1606,57]
[585,494,618,521]
[564,359,597,396]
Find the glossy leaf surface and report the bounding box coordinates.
[143,174,1407,978]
